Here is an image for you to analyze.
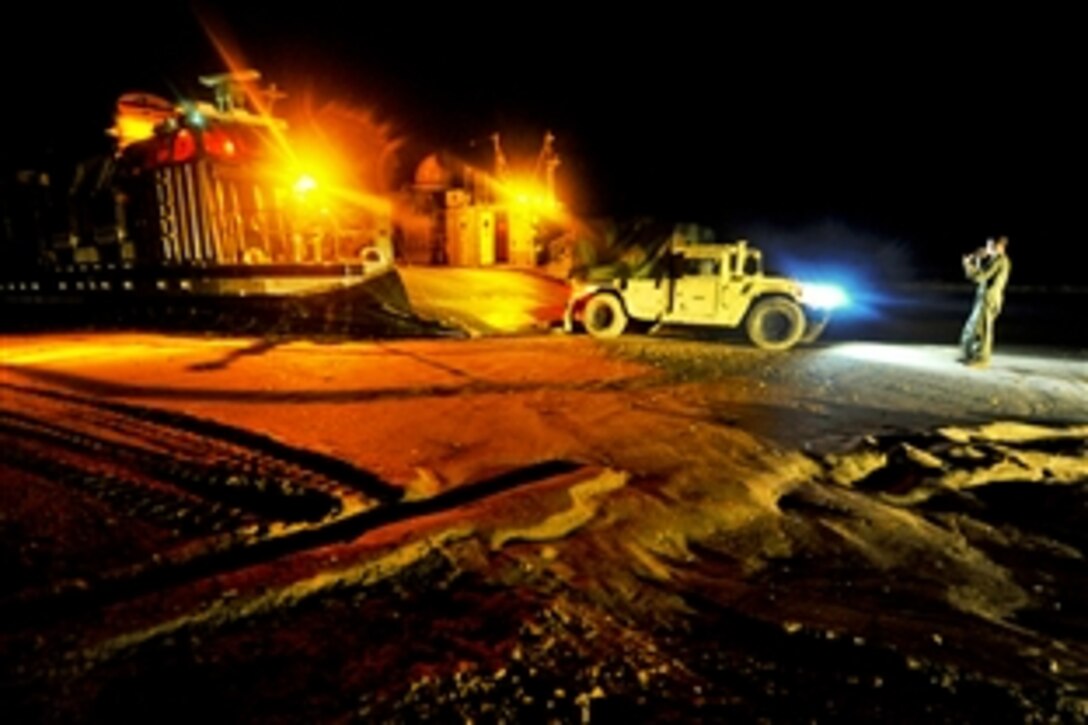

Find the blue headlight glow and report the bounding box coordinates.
[801,283,850,309]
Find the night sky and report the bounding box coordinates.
[2,4,1083,284]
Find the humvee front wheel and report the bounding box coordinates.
[583,294,628,339]
[746,297,805,350]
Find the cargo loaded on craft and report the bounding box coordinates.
[0,70,445,337]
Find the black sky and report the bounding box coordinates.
[2,4,1084,283]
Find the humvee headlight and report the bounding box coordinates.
[801,283,849,309]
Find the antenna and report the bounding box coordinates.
[258,83,287,115]
[536,130,560,199]
[490,132,509,180]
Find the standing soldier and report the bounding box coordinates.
[960,236,1011,367]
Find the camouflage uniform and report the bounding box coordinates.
[960,248,1011,363]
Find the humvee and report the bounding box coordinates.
[564,239,845,350]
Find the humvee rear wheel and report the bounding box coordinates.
[746,297,805,350]
[583,294,628,339]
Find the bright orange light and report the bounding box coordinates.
[280,149,392,216]
[294,174,318,194]
[196,15,404,226]
[110,93,175,150]
[326,186,393,216]
[498,178,562,218]
[111,115,158,148]
[198,19,297,166]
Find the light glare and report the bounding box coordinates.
[802,283,849,309]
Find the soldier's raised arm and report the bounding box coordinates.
[963,253,982,280]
